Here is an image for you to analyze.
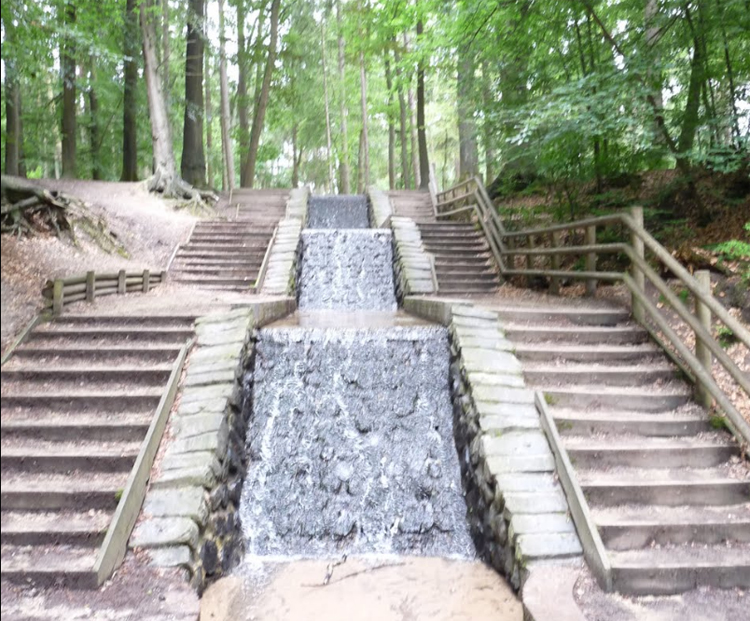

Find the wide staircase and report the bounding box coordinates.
[0,314,194,586]
[388,190,501,295]
[170,189,287,291]
[492,300,750,595]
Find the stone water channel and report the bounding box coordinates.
[229,195,520,620]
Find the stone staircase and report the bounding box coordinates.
[170,189,288,291]
[492,301,750,595]
[0,313,195,587]
[388,190,501,295]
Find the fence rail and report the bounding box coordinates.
[431,174,750,447]
[42,269,165,315]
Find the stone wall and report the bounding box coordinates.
[404,297,583,591]
[130,299,296,592]
[391,216,437,299]
[260,187,309,296]
[367,186,393,228]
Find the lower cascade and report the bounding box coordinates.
[238,194,474,562]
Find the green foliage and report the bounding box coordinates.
[709,240,750,262]
[716,325,738,349]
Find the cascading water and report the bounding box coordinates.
[239,194,474,563]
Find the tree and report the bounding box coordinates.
[181,0,207,187]
[121,0,139,181]
[60,1,77,178]
[3,8,24,177]
[242,0,280,187]
[416,15,429,189]
[218,0,235,190]
[336,0,351,193]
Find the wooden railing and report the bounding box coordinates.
[42,269,165,315]
[254,224,278,291]
[433,174,750,446]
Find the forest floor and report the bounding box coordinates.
[1,178,197,356]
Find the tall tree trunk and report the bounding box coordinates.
[141,0,181,193]
[716,0,741,144]
[291,123,300,187]
[394,45,410,189]
[404,32,419,188]
[218,0,235,190]
[162,0,170,99]
[204,41,213,186]
[677,33,704,160]
[121,0,139,181]
[385,50,396,190]
[3,13,23,176]
[181,0,206,187]
[359,50,370,191]
[236,0,249,183]
[242,0,280,188]
[61,2,77,178]
[416,18,429,189]
[336,0,350,193]
[87,58,101,180]
[322,17,335,191]
[357,127,365,193]
[481,60,494,184]
[456,42,478,180]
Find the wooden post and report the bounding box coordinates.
[585,225,597,296]
[550,231,561,295]
[86,271,96,303]
[527,235,537,288]
[118,270,126,294]
[695,270,713,408]
[142,269,150,293]
[506,237,515,277]
[53,279,64,315]
[630,206,645,323]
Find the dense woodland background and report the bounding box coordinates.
[1,0,749,218]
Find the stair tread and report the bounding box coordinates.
[1,412,152,427]
[1,510,112,535]
[564,433,736,449]
[609,544,750,568]
[1,439,142,456]
[1,544,97,573]
[593,503,750,526]
[578,466,749,485]
[2,470,129,491]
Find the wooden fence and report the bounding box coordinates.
[430,173,750,447]
[42,269,166,315]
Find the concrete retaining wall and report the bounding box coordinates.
[130,299,296,592]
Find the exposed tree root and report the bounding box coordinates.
[145,167,218,216]
[1,175,128,256]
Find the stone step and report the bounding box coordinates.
[435,284,500,294]
[435,270,499,281]
[1,393,161,413]
[418,223,477,231]
[1,412,151,442]
[433,259,493,269]
[1,510,111,546]
[490,305,629,326]
[53,315,195,328]
[1,471,128,510]
[523,363,677,387]
[8,346,182,365]
[426,247,492,258]
[1,439,141,473]
[176,250,266,259]
[542,385,692,411]
[171,276,256,287]
[579,469,750,506]
[192,224,275,233]
[181,242,269,252]
[0,543,98,588]
[505,324,648,345]
[609,545,750,594]
[419,228,483,238]
[171,260,263,269]
[0,366,172,385]
[564,434,738,468]
[422,239,488,249]
[553,409,710,436]
[28,327,193,344]
[437,276,501,287]
[1,381,166,397]
[174,283,252,292]
[513,343,661,363]
[593,504,750,550]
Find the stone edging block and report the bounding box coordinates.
[130,299,295,592]
[403,295,585,618]
[389,216,437,298]
[367,185,393,228]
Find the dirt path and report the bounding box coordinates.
[202,556,522,621]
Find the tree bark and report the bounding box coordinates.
[242,0,280,188]
[336,0,350,193]
[322,17,335,191]
[457,41,478,180]
[204,40,213,186]
[359,50,370,191]
[87,58,101,180]
[162,0,170,99]
[385,50,396,190]
[291,123,300,187]
[218,0,235,190]
[181,0,207,188]
[677,34,704,159]
[404,32,420,188]
[61,2,77,178]
[416,18,429,189]
[3,13,23,177]
[481,60,494,183]
[236,0,249,183]
[121,0,139,181]
[394,45,410,189]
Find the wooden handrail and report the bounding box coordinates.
[255,224,278,291]
[433,173,749,446]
